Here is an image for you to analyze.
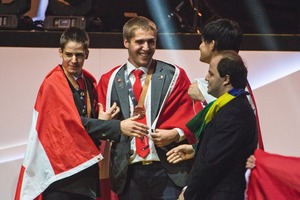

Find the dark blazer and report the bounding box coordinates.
[184,95,258,200]
[44,71,120,197]
[108,60,194,194]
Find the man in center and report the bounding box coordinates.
[97,16,202,200]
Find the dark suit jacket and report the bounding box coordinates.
[108,60,194,194]
[184,95,258,200]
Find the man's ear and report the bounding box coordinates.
[59,48,63,58]
[85,50,89,59]
[124,38,129,49]
[210,40,216,51]
[223,74,231,86]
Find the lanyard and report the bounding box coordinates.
[124,61,154,108]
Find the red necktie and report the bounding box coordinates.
[132,69,149,158]
[132,70,144,102]
[77,77,85,90]
[77,77,86,105]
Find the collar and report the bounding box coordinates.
[186,88,247,139]
[126,60,151,75]
[73,73,84,81]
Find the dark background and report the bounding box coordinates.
[1,0,300,50]
[87,0,300,34]
[0,0,299,34]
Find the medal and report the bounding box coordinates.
[133,106,145,119]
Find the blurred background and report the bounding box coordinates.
[1,1,300,199]
[0,0,299,33]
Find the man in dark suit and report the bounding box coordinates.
[15,27,148,200]
[167,50,258,200]
[97,16,202,200]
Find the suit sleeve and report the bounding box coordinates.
[81,117,120,142]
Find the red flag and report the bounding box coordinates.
[246,149,300,200]
[155,65,201,143]
[15,66,102,200]
[97,65,122,200]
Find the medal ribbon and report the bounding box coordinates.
[62,66,91,117]
[124,61,154,110]
[124,61,155,158]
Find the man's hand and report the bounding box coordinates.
[188,81,205,102]
[166,144,195,163]
[150,128,179,147]
[246,155,256,169]
[98,102,120,120]
[120,115,149,138]
[57,0,70,6]
[177,187,186,200]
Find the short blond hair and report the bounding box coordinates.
[123,16,157,42]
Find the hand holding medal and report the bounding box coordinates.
[133,106,146,119]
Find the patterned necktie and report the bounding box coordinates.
[132,69,149,158]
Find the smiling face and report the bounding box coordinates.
[205,55,227,98]
[199,39,215,64]
[59,41,89,77]
[124,28,156,68]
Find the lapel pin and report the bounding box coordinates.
[159,75,164,79]
[117,78,123,88]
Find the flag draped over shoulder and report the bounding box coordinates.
[186,88,247,139]
[15,66,102,200]
[97,65,126,200]
[154,64,202,144]
[246,149,300,200]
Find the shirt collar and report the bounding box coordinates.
[73,73,84,80]
[127,60,151,75]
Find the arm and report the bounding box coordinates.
[188,81,206,103]
[156,67,203,144]
[194,78,216,104]
[81,117,121,142]
[166,144,195,163]
[82,103,148,142]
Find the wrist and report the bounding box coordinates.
[174,128,185,142]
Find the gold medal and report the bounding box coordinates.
[133,106,145,119]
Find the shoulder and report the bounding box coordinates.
[82,68,97,84]
[155,60,187,75]
[156,60,181,70]
[43,65,65,86]
[100,65,123,80]
[219,96,255,119]
[38,66,70,97]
